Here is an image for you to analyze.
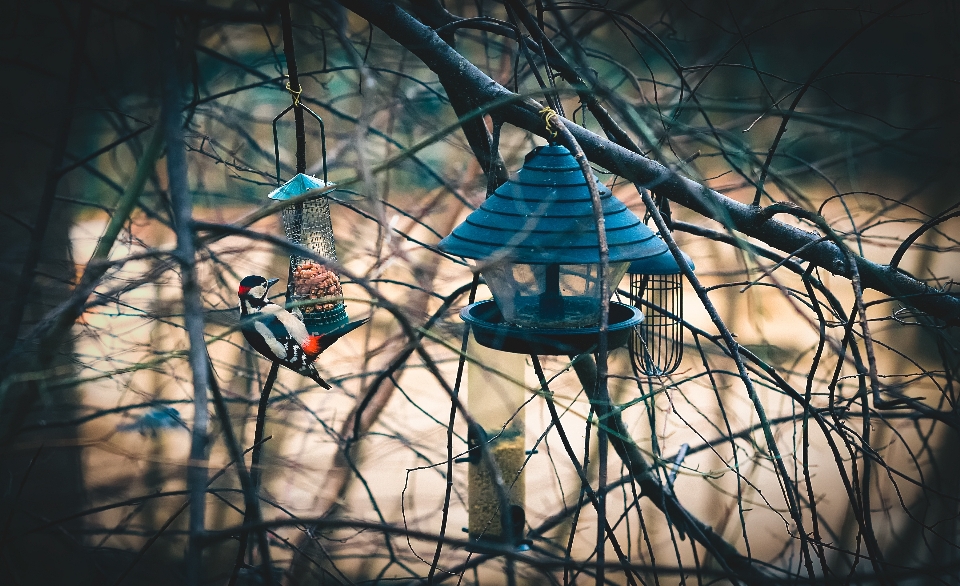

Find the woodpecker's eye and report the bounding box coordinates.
[250,285,267,299]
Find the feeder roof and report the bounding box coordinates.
[438,144,666,264]
[628,249,696,275]
[267,173,329,200]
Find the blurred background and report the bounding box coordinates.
[0,0,958,584]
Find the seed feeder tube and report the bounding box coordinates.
[268,174,349,335]
[439,143,679,547]
[466,335,526,543]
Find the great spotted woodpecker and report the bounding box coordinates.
[237,275,368,389]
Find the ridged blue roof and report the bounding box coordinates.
[628,249,696,275]
[438,145,667,264]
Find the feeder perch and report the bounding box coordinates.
[268,173,349,335]
[627,248,694,376]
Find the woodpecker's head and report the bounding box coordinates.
[238,275,279,313]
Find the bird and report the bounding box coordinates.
[117,406,188,437]
[237,274,368,389]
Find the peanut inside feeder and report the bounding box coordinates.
[292,260,343,313]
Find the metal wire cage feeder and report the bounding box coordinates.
[627,248,694,376]
[268,105,349,335]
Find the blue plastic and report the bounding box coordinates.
[267,173,328,200]
[627,249,695,276]
[438,145,668,264]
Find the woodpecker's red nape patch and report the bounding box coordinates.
[301,335,323,357]
[238,285,251,296]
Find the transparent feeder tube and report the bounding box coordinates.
[466,335,526,542]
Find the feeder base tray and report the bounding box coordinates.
[460,300,642,355]
[301,304,349,335]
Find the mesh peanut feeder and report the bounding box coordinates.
[268,174,349,335]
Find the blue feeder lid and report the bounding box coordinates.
[628,249,695,276]
[267,173,329,200]
[438,144,667,264]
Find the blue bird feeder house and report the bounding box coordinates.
[439,144,669,355]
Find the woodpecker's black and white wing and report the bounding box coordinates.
[240,311,331,389]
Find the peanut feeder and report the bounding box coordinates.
[268,173,349,335]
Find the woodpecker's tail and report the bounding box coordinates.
[301,364,332,389]
[319,317,370,352]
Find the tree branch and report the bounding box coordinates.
[337,0,960,326]
[159,13,210,585]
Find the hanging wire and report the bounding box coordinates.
[539,107,560,139]
[272,103,328,186]
[272,0,341,333]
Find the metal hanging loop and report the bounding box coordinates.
[272,101,328,186]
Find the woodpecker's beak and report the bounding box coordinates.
[265,278,279,289]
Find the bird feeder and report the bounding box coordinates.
[627,247,694,376]
[439,144,668,355]
[438,144,670,545]
[268,173,349,335]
